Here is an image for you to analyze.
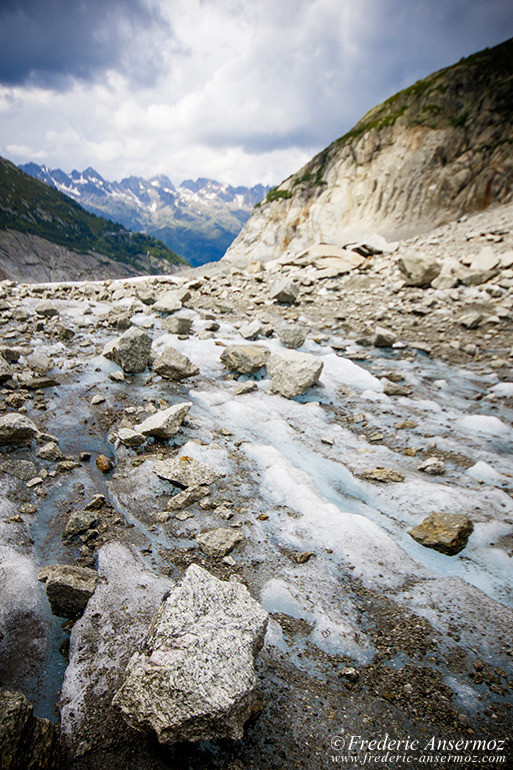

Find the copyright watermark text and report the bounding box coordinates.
[329,734,507,765]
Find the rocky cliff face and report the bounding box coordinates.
[224,38,513,266]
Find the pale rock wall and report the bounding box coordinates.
[224,121,513,267]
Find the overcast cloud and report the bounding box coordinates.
[0,0,512,185]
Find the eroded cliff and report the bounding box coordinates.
[224,38,513,266]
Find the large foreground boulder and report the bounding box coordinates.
[267,350,323,397]
[103,327,152,373]
[0,689,62,769]
[408,512,474,555]
[112,564,268,743]
[38,564,98,619]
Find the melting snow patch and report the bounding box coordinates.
[0,545,41,629]
[457,415,510,435]
[466,461,504,484]
[490,382,513,397]
[319,353,384,393]
[178,439,231,475]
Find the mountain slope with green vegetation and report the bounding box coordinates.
[226,37,513,266]
[0,157,187,275]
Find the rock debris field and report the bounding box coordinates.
[1,203,513,769]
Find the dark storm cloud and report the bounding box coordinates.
[1,0,512,185]
[194,0,513,157]
[0,0,173,88]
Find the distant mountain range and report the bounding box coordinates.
[20,164,270,266]
[0,156,186,281]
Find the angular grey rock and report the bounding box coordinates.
[0,354,12,382]
[163,313,193,335]
[135,402,191,439]
[267,350,323,398]
[417,457,446,475]
[0,346,20,363]
[26,351,54,373]
[154,456,222,487]
[0,457,37,480]
[459,311,483,329]
[15,372,58,390]
[398,253,441,287]
[220,344,270,374]
[103,327,152,373]
[166,485,210,511]
[36,441,64,461]
[117,428,146,448]
[239,319,263,340]
[112,564,268,743]
[469,248,500,272]
[153,290,183,314]
[269,279,299,303]
[0,413,38,445]
[196,528,244,558]
[499,250,513,268]
[34,300,59,317]
[276,322,306,349]
[459,268,497,286]
[0,689,62,770]
[373,327,397,347]
[235,381,258,395]
[64,509,99,540]
[153,347,199,379]
[38,564,98,618]
[408,512,473,555]
[135,284,156,305]
[383,381,412,396]
[431,269,458,290]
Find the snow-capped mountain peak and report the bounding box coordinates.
[20,162,270,265]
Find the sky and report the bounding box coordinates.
[0,0,512,187]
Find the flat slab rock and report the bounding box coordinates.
[408,512,474,555]
[196,527,245,558]
[112,564,268,744]
[135,401,191,439]
[153,455,222,487]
